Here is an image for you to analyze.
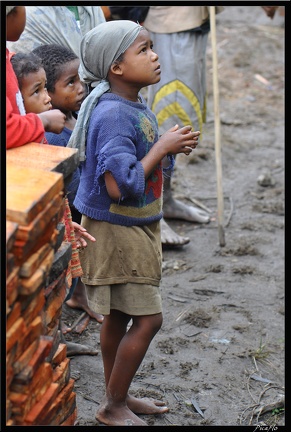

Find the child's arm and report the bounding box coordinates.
[6,96,45,149]
[104,171,121,201]
[6,100,66,149]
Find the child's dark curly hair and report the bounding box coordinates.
[32,44,78,93]
[11,52,44,90]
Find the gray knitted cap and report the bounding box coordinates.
[79,19,143,86]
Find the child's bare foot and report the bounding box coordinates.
[66,297,104,323]
[163,198,210,223]
[66,341,99,356]
[127,394,169,414]
[74,313,91,334]
[96,403,147,426]
[65,285,104,324]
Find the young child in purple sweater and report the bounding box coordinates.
[68,20,200,426]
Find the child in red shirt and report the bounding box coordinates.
[6,6,66,149]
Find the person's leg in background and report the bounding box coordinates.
[147,30,211,247]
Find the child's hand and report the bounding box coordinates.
[159,124,200,156]
[141,125,200,179]
[38,109,66,134]
[72,221,96,249]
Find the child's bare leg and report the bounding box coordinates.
[96,310,165,426]
[100,309,131,387]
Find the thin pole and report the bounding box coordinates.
[210,6,225,246]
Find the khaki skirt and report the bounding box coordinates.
[85,282,163,316]
[79,217,163,316]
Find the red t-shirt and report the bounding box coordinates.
[6,48,46,149]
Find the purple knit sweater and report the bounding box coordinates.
[74,93,166,227]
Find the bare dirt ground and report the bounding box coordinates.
[62,6,285,428]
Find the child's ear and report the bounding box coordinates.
[110,63,123,76]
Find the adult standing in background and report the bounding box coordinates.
[143,5,279,247]
[7,5,105,57]
[143,6,224,247]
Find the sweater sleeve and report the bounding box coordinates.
[92,105,146,200]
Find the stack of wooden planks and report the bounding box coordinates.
[6,144,80,426]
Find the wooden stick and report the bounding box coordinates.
[210,7,226,246]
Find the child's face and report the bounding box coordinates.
[6,6,26,42]
[49,59,86,114]
[21,68,52,114]
[118,29,161,88]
